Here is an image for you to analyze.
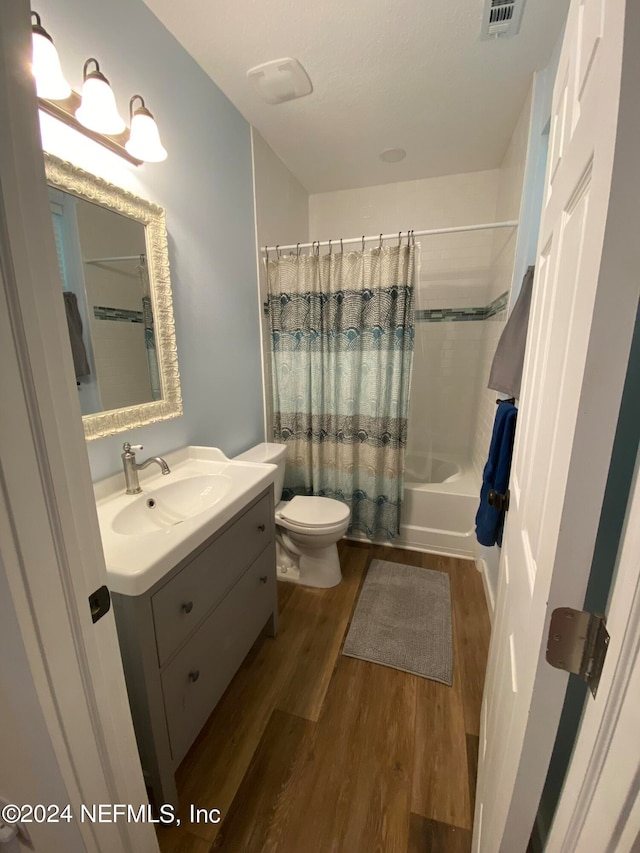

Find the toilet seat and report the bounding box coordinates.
[276,496,350,532]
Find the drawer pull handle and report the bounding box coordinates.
[258,523,266,532]
[259,575,268,584]
[188,670,200,683]
[182,601,194,614]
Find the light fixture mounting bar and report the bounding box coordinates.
[38,90,142,167]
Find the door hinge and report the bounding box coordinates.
[546,608,610,698]
[89,584,111,624]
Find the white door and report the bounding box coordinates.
[474,0,640,849]
[0,3,159,850]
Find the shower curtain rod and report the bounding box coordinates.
[261,220,519,254]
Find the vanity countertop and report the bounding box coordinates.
[94,446,275,596]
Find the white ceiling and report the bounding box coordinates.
[143,0,569,193]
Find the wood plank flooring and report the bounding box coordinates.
[156,542,491,853]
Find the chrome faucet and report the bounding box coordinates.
[121,442,170,495]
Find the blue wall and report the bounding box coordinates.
[37,0,264,480]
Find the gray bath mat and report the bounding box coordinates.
[342,559,453,685]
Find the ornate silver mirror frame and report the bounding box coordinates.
[44,152,182,440]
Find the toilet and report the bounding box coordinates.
[235,443,351,588]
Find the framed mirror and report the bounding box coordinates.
[44,152,182,440]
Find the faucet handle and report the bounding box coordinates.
[122,442,143,454]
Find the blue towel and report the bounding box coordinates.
[475,401,517,547]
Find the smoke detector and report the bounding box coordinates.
[480,0,527,39]
[247,58,313,104]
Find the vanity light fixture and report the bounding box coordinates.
[31,12,71,100]
[32,16,167,167]
[75,58,126,135]
[125,95,167,163]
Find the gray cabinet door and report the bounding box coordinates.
[161,545,275,766]
[151,493,272,665]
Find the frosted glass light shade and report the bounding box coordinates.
[125,99,167,162]
[31,30,71,100]
[76,74,125,135]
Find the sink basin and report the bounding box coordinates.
[112,474,233,535]
[94,446,276,596]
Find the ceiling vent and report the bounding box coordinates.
[480,0,527,39]
[247,58,313,105]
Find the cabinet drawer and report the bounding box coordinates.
[152,492,272,665]
[161,545,276,766]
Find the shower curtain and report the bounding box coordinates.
[267,244,415,539]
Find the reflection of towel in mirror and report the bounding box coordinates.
[63,291,90,378]
[488,266,535,399]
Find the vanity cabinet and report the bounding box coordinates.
[111,488,277,808]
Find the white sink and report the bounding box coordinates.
[111,474,233,535]
[94,446,276,596]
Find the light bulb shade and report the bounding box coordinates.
[126,111,167,162]
[31,30,71,100]
[76,69,125,135]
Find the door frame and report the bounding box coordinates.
[0,3,158,850]
[548,448,640,851]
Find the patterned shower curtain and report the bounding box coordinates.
[267,244,415,539]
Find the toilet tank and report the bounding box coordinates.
[235,442,288,502]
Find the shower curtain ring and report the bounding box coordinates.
[296,243,300,257]
[340,238,343,253]
[362,235,365,252]
[398,231,402,246]
[265,245,269,262]
[276,245,281,259]
[379,233,383,250]
[328,239,332,255]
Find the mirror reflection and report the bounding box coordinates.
[49,187,161,416]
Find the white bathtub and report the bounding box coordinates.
[395,453,480,559]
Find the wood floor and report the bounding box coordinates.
[156,542,491,853]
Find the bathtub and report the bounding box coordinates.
[395,452,480,559]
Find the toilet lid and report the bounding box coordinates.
[276,496,350,528]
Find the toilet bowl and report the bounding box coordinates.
[234,443,350,588]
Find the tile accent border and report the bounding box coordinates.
[93,305,144,323]
[415,290,508,323]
